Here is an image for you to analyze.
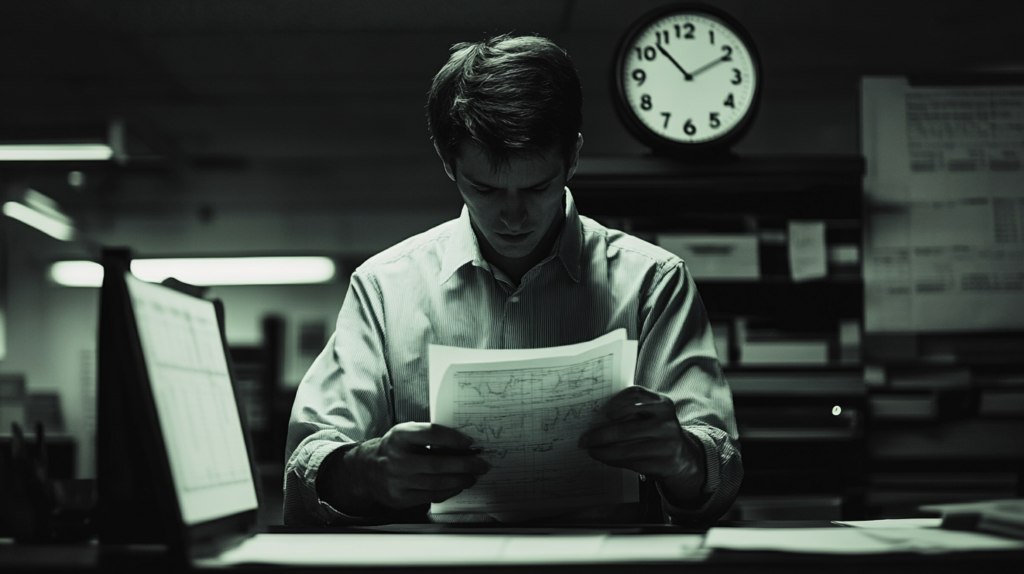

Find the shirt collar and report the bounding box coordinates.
[439,187,583,285]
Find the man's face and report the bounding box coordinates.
[445,140,578,261]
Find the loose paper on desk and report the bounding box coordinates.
[428,329,639,515]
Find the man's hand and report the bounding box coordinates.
[578,387,706,504]
[327,422,490,511]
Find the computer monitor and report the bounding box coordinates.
[97,250,259,557]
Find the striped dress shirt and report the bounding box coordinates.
[284,189,742,526]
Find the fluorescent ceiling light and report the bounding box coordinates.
[50,257,337,287]
[50,261,104,287]
[0,143,113,161]
[3,201,76,241]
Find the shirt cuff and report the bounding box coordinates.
[656,427,720,523]
[309,441,423,525]
[304,440,355,524]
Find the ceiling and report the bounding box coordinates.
[1,0,1022,214]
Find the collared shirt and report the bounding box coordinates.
[284,189,742,526]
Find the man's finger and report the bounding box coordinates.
[579,417,659,448]
[587,438,677,464]
[606,392,671,421]
[426,487,468,504]
[393,422,475,449]
[408,452,491,476]
[408,472,479,492]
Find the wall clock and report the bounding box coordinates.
[611,3,762,158]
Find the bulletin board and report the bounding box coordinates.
[861,76,1024,332]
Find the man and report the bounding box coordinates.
[285,34,741,525]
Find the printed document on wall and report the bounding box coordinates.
[861,77,1024,332]
[428,329,639,517]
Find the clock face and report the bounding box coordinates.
[616,9,759,148]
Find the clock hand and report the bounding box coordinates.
[655,44,692,81]
[690,55,729,78]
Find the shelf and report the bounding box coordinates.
[726,370,866,396]
[869,419,1024,460]
[572,154,865,219]
[739,428,861,441]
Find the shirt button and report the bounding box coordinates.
[509,296,520,303]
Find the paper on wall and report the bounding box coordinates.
[860,77,1024,332]
[788,221,828,282]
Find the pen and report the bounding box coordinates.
[423,445,484,455]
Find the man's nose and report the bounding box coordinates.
[499,191,528,229]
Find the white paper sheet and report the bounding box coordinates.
[704,526,1024,554]
[124,273,258,526]
[861,77,1024,332]
[788,221,827,282]
[833,518,943,529]
[195,533,706,567]
[428,329,639,515]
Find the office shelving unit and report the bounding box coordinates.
[572,154,868,520]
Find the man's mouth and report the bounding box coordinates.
[497,231,531,243]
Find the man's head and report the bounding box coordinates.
[427,33,583,173]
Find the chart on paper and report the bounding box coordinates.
[451,354,614,508]
[127,276,253,492]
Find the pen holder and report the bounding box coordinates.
[0,422,96,543]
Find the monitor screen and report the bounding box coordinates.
[124,272,258,525]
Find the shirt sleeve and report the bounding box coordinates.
[283,270,401,526]
[635,259,743,524]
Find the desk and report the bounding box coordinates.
[2,522,1022,573]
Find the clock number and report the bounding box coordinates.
[724,93,735,108]
[710,112,721,129]
[682,23,695,39]
[655,30,670,45]
[683,119,696,136]
[631,69,646,86]
[661,112,671,129]
[731,68,742,85]
[721,45,733,61]
[635,46,657,61]
[640,94,652,110]
[709,30,715,45]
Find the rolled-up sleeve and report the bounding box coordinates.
[635,259,742,524]
[283,271,395,526]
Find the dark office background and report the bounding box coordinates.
[1,0,1022,525]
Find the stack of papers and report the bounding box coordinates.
[705,519,1024,554]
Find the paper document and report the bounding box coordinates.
[428,329,639,515]
[704,526,1024,554]
[125,273,258,525]
[197,533,706,567]
[788,221,827,282]
[833,518,943,529]
[860,77,1024,332]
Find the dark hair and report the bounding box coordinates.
[427,33,583,171]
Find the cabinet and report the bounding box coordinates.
[572,154,867,520]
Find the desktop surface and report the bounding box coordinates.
[1,521,1022,573]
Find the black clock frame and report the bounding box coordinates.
[610,2,763,159]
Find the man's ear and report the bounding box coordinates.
[566,133,584,181]
[434,141,456,182]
